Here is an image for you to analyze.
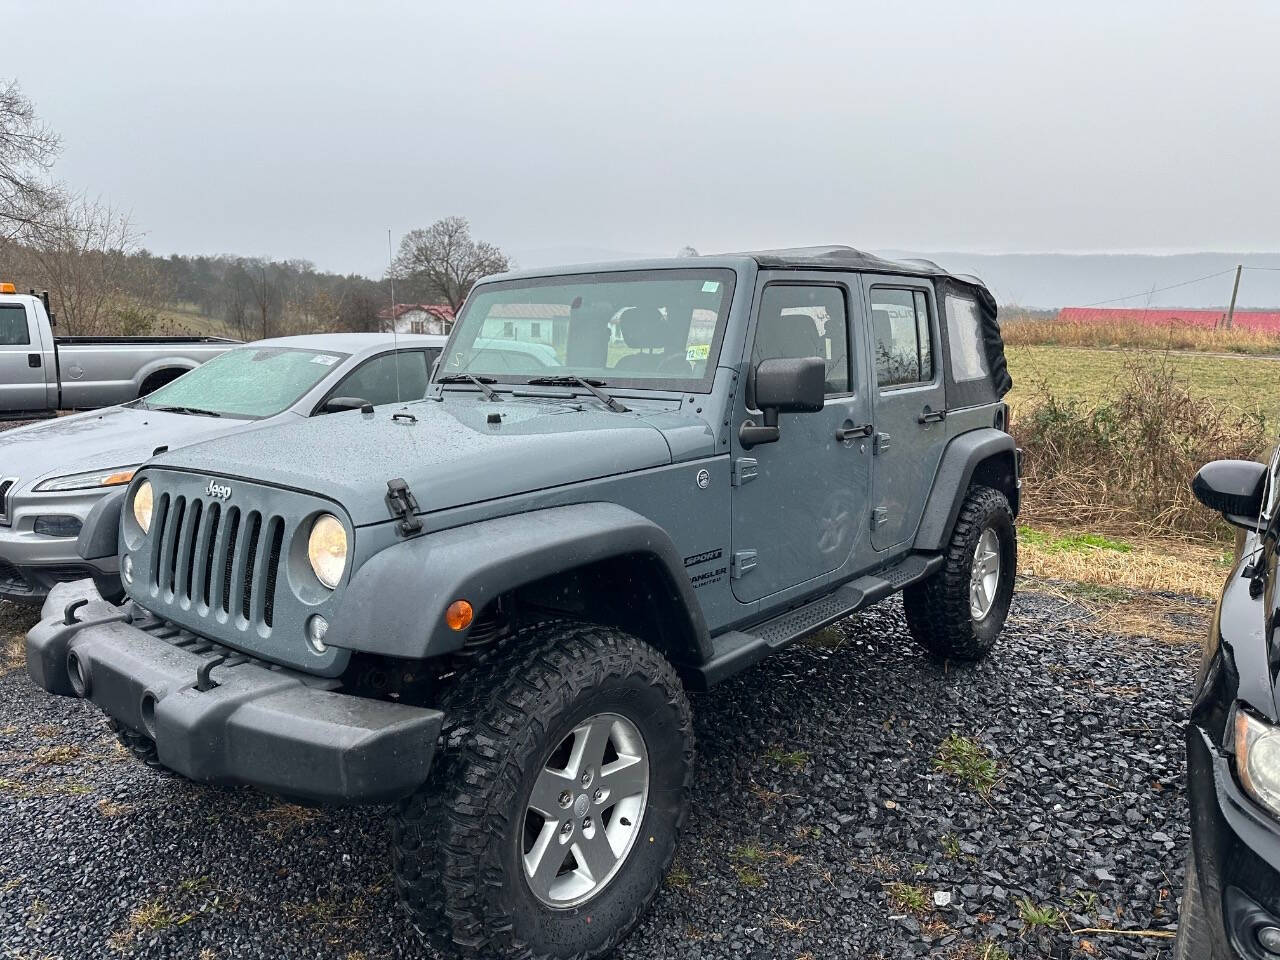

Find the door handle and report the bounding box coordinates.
[27,353,41,368]
[836,421,874,441]
[917,407,946,424]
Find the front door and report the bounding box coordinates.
[730,275,873,604]
[863,278,947,551]
[0,302,47,412]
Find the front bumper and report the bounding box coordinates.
[0,499,116,603]
[25,580,443,804]
[1187,723,1280,959]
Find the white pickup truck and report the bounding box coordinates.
[0,284,237,414]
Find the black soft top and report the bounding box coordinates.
[744,246,1010,400]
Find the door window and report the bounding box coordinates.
[870,289,933,388]
[751,285,849,395]
[332,351,431,406]
[0,305,30,345]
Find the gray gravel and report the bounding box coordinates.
[0,587,1197,959]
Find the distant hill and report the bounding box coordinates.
[880,251,1280,310]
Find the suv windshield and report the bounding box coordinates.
[442,269,736,388]
[138,346,350,419]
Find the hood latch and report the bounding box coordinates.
[386,477,423,536]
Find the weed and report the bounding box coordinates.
[941,833,962,859]
[885,881,929,913]
[1018,527,1130,553]
[665,866,692,890]
[934,734,998,794]
[763,745,810,770]
[97,798,135,818]
[732,842,767,863]
[734,865,765,888]
[1017,897,1062,929]
[31,744,81,765]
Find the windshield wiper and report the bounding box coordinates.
[437,373,502,402]
[527,376,629,413]
[151,405,222,418]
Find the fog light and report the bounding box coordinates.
[34,515,82,538]
[446,599,474,631]
[306,614,329,654]
[1259,925,1280,953]
[121,554,133,585]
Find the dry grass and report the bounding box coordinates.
[1003,317,1280,356]
[251,803,325,837]
[1019,525,1232,599]
[1012,354,1269,539]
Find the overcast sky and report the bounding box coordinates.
[7,0,1280,276]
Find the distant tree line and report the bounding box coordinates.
[0,79,512,340]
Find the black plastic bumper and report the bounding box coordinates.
[1187,723,1280,959]
[25,580,443,804]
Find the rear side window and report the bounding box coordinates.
[751,284,850,395]
[0,305,30,345]
[870,289,933,388]
[333,351,430,406]
[945,295,989,382]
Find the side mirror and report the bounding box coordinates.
[740,357,825,448]
[1192,459,1267,529]
[322,396,373,415]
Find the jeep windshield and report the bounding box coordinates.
[440,268,736,391]
[134,345,351,419]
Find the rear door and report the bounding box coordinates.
[0,300,49,412]
[862,277,947,552]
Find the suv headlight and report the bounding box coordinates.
[35,466,138,492]
[307,514,347,589]
[132,479,154,534]
[1235,709,1280,816]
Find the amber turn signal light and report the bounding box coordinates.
[446,600,474,631]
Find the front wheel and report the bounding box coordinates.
[393,620,694,960]
[904,484,1016,661]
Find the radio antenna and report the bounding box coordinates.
[388,228,402,406]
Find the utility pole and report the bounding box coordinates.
[1225,263,1243,329]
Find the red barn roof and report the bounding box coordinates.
[1057,307,1280,332]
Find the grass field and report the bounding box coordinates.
[1006,345,1280,426]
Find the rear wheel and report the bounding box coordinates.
[393,620,694,960]
[904,484,1015,661]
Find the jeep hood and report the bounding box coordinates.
[147,397,709,525]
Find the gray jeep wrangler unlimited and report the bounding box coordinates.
[26,246,1019,959]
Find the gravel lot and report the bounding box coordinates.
[0,585,1199,960]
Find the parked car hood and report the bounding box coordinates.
[149,397,709,526]
[0,405,251,491]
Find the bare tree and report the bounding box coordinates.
[676,245,699,258]
[247,260,283,339]
[392,216,510,311]
[0,79,62,242]
[26,195,140,335]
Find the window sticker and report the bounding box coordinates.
[686,343,711,362]
[310,354,341,366]
[701,281,720,293]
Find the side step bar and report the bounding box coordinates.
[681,553,943,690]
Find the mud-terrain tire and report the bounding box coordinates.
[393,619,695,960]
[107,718,165,771]
[904,484,1015,661]
[1173,853,1228,959]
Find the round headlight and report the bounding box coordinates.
[132,480,154,534]
[307,514,348,589]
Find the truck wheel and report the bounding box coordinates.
[106,718,166,772]
[393,620,694,960]
[1173,853,1227,959]
[904,484,1015,661]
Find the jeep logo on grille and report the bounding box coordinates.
[205,480,232,500]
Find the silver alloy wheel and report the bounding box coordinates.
[972,527,1003,624]
[521,712,649,908]
[970,526,1001,621]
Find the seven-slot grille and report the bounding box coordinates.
[0,478,15,525]
[148,490,286,630]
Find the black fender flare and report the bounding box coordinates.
[328,502,712,663]
[914,429,1019,551]
[77,489,125,561]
